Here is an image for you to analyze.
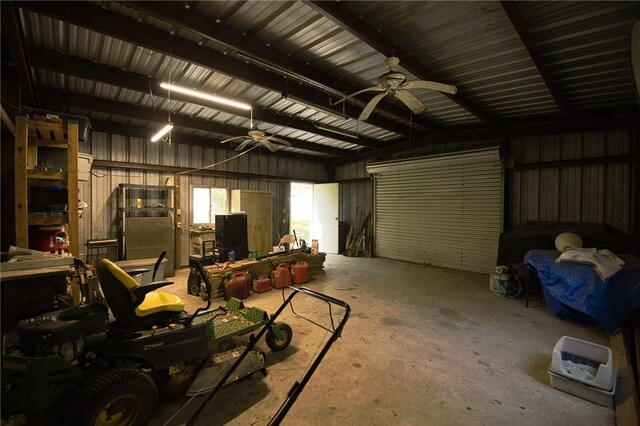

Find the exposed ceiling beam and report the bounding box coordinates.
[93,159,326,183]
[120,0,439,133]
[332,109,640,167]
[1,1,36,106]
[29,49,386,150]
[500,1,568,118]
[88,120,327,164]
[36,88,349,157]
[19,1,423,137]
[513,155,633,171]
[308,0,494,126]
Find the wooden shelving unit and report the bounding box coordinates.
[14,116,80,256]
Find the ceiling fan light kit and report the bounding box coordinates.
[334,56,457,122]
[315,124,360,139]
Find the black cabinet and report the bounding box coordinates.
[215,214,248,260]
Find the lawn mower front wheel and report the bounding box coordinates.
[64,367,158,426]
[266,322,293,352]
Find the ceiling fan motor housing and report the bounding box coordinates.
[379,71,407,89]
[248,129,266,139]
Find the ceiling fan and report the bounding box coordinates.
[220,113,291,152]
[333,56,458,121]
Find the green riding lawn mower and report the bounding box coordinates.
[1,252,329,426]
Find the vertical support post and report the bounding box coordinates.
[501,138,511,232]
[634,128,640,239]
[67,122,80,256]
[174,177,181,267]
[14,116,28,248]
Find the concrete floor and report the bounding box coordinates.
[153,255,614,425]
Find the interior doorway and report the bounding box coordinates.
[289,182,339,254]
[312,183,339,254]
[289,182,313,245]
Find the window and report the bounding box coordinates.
[192,187,227,224]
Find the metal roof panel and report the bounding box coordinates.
[515,1,640,112]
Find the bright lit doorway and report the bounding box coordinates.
[289,182,313,244]
[289,182,339,253]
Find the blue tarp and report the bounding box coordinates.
[523,250,640,333]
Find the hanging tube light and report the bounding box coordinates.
[151,122,173,142]
[314,124,359,139]
[160,82,251,110]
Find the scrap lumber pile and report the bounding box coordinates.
[204,251,326,299]
[344,212,373,258]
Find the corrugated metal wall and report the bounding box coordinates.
[335,129,636,264]
[335,160,372,229]
[78,131,329,267]
[509,129,635,234]
[80,128,633,269]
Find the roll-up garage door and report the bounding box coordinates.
[366,148,503,274]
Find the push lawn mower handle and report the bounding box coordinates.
[190,257,224,321]
[193,257,213,301]
[152,251,166,281]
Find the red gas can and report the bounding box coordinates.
[252,275,272,293]
[291,260,309,285]
[271,263,291,289]
[224,272,250,300]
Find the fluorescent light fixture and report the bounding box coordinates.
[160,82,252,111]
[151,122,173,142]
[315,124,359,139]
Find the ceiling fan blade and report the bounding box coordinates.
[359,91,388,121]
[395,90,426,114]
[220,135,246,144]
[266,136,292,147]
[235,139,253,151]
[402,80,457,94]
[261,139,279,152]
[332,86,385,105]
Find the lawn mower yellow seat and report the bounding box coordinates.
[97,259,184,327]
